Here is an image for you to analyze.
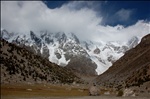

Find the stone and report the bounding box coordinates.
[123,88,135,97]
[104,91,110,95]
[89,84,100,96]
[26,89,32,91]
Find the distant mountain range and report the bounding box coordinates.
[0,29,140,75]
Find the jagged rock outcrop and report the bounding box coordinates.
[93,47,100,54]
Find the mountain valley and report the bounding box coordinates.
[95,34,150,95]
[1,30,150,98]
[0,29,140,75]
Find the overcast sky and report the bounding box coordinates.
[1,1,150,42]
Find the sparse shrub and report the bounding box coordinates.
[3,53,8,56]
[117,90,123,96]
[24,70,28,74]
[1,39,80,84]
[34,78,37,81]
[29,71,32,76]
[20,59,25,63]
[4,73,6,77]
[23,77,26,81]
[21,73,25,76]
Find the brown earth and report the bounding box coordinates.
[1,84,150,99]
[2,96,150,99]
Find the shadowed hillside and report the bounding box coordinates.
[96,34,150,90]
[0,39,81,84]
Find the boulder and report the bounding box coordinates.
[123,88,135,97]
[89,84,100,96]
[104,91,110,95]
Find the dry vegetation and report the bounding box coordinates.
[1,84,150,99]
[0,39,81,84]
[1,83,89,98]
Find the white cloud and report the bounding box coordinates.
[1,1,150,42]
[61,1,100,10]
[95,20,150,42]
[115,8,133,21]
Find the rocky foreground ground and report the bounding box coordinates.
[1,96,150,99]
[1,83,150,99]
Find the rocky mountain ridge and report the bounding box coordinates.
[0,29,139,75]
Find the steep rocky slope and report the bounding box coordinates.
[96,34,150,90]
[0,30,139,75]
[0,39,81,84]
[65,55,97,75]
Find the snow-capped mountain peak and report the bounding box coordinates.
[0,29,139,75]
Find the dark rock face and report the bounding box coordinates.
[93,47,100,54]
[107,55,116,63]
[96,34,150,90]
[0,29,11,40]
[55,32,67,44]
[30,31,42,48]
[45,37,53,44]
[71,33,80,44]
[42,44,49,59]
[55,52,62,59]
[83,41,90,51]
